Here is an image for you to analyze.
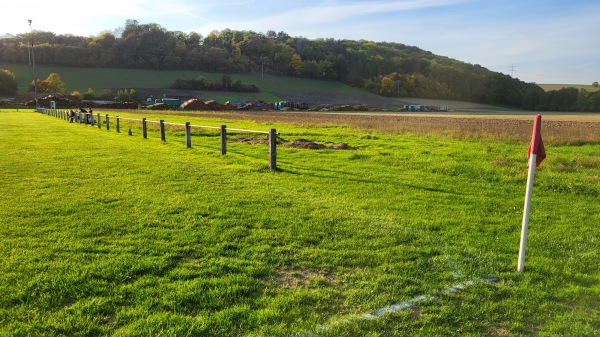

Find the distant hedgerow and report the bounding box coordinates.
[171,75,259,93]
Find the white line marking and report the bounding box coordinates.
[298,277,497,336]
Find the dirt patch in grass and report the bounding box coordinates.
[231,135,354,150]
[274,267,337,288]
[283,140,353,150]
[489,326,514,336]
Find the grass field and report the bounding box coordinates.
[0,109,598,336]
[0,62,372,104]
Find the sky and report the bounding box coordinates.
[4,0,600,84]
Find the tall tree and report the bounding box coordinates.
[379,76,394,96]
[290,53,303,76]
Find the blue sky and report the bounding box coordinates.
[5,0,599,84]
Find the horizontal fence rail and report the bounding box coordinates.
[37,108,277,170]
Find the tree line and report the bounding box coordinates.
[170,75,259,93]
[0,20,598,111]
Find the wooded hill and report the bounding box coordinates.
[1,20,599,111]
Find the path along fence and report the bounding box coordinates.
[37,108,278,170]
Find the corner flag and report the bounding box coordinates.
[518,114,545,272]
[527,114,546,168]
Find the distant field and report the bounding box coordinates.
[538,83,600,92]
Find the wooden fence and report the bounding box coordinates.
[37,108,278,170]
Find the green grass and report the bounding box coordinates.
[0,109,598,336]
[0,62,370,103]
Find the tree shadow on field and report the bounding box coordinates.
[277,160,463,196]
[214,144,461,195]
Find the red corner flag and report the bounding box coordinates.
[527,114,546,167]
[519,114,546,272]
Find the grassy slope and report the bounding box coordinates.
[0,109,598,336]
[0,61,378,105]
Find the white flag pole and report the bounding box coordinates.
[518,153,537,272]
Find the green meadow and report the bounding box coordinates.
[0,61,370,103]
[0,109,598,336]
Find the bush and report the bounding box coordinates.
[70,91,82,99]
[83,88,95,100]
[97,89,113,100]
[0,69,18,96]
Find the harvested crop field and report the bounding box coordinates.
[155,110,600,145]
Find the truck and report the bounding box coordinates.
[154,98,181,107]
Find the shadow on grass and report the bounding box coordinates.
[276,161,462,196]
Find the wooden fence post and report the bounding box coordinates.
[220,124,227,155]
[185,122,191,148]
[116,116,120,133]
[90,113,95,126]
[97,113,101,129]
[142,118,147,139]
[269,128,277,170]
[160,120,165,142]
[106,114,110,130]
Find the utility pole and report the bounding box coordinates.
[28,19,38,108]
[509,63,517,78]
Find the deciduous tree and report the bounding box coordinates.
[379,76,394,96]
[290,53,303,76]
[0,69,18,96]
[46,73,66,94]
[83,88,95,100]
